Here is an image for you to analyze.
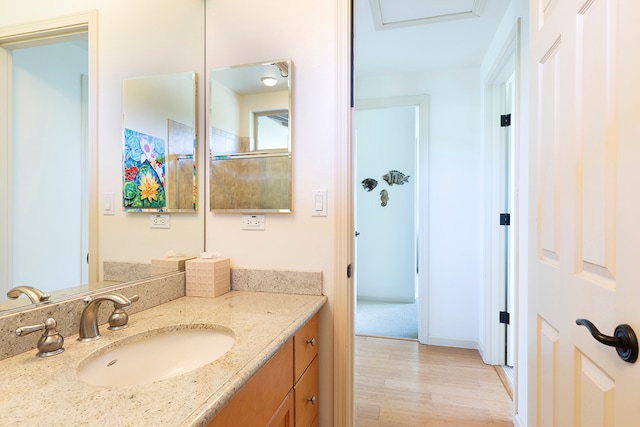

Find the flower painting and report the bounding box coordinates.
[123,128,166,209]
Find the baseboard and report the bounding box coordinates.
[426,336,478,350]
[494,366,513,400]
[477,339,486,360]
[514,413,526,427]
[357,296,416,304]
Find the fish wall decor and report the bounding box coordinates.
[361,178,378,192]
[380,189,389,207]
[382,170,409,186]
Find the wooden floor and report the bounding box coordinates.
[355,336,513,426]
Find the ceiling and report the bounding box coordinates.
[354,0,512,78]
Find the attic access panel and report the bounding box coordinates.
[370,0,486,30]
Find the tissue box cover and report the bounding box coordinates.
[185,257,231,297]
[151,256,196,276]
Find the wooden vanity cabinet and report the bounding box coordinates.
[266,390,294,427]
[206,314,319,427]
[207,339,293,427]
[293,314,319,427]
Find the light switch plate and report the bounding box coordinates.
[312,190,328,217]
[103,192,114,215]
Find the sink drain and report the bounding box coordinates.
[107,359,118,367]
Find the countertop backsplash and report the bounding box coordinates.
[0,272,185,361]
[231,268,322,295]
[1,267,323,361]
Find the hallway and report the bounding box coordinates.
[355,300,418,339]
[354,336,513,426]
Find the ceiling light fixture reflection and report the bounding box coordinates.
[261,77,277,87]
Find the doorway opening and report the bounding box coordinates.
[353,96,428,343]
[0,14,96,303]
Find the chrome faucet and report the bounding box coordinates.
[7,285,50,304]
[78,293,135,342]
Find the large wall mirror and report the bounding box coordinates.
[123,71,197,212]
[0,21,94,312]
[209,59,293,213]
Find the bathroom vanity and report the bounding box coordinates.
[0,290,326,426]
[208,313,319,427]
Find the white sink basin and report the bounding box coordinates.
[77,325,235,388]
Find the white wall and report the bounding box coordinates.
[356,67,484,347]
[123,72,196,145]
[205,2,339,424]
[11,42,87,292]
[241,90,289,142]
[355,105,417,303]
[210,79,241,136]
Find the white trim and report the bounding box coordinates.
[354,95,429,344]
[0,46,12,295]
[483,15,523,425]
[356,296,415,304]
[513,413,526,427]
[426,337,479,350]
[333,0,353,425]
[482,19,519,366]
[0,11,99,291]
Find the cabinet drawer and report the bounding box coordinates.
[294,314,318,381]
[294,355,319,427]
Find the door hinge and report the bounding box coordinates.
[500,311,510,325]
[500,114,511,127]
[500,213,510,226]
[347,263,352,279]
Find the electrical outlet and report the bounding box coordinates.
[150,213,170,229]
[242,214,265,230]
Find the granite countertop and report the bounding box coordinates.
[0,291,327,427]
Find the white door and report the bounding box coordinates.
[529,0,640,425]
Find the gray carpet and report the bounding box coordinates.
[355,300,418,339]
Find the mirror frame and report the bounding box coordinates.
[209,59,293,214]
[122,71,198,213]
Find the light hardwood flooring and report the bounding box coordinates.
[355,336,513,426]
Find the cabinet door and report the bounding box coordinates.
[294,314,318,381]
[207,339,293,427]
[266,390,294,427]
[294,356,319,427]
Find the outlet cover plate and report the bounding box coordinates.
[150,213,170,229]
[242,214,265,230]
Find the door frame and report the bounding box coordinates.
[354,95,429,342]
[482,16,523,421]
[0,12,99,291]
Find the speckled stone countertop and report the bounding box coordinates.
[0,291,326,427]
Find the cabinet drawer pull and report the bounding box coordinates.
[307,337,316,347]
[307,395,317,404]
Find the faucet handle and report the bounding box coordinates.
[118,294,139,308]
[108,294,139,330]
[16,318,64,357]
